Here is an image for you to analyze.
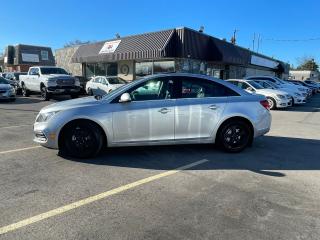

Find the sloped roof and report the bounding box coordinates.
[71,29,175,63]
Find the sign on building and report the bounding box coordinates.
[251,55,278,69]
[99,40,121,54]
[21,53,39,63]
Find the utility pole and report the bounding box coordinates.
[231,29,238,45]
[257,34,261,53]
[252,33,256,52]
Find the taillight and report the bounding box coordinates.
[260,100,270,110]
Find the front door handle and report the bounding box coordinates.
[209,105,219,110]
[158,108,171,114]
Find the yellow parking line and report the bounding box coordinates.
[0,146,41,155]
[0,159,208,235]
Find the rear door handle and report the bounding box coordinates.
[209,105,219,110]
[158,108,171,114]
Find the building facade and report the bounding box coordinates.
[289,70,319,81]
[57,27,289,81]
[2,44,55,72]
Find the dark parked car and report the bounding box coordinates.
[5,72,27,94]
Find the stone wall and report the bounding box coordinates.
[55,46,82,76]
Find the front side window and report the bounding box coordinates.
[178,77,239,99]
[128,78,173,101]
[100,78,107,85]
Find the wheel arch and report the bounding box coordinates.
[214,116,254,145]
[58,118,108,149]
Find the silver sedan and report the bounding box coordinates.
[34,73,271,158]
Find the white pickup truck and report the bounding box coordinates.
[20,66,81,100]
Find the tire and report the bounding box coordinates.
[59,121,104,158]
[267,97,276,110]
[217,119,252,153]
[40,86,50,101]
[21,83,29,97]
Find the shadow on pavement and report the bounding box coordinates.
[63,135,320,177]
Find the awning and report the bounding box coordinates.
[71,29,175,63]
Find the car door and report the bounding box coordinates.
[99,78,109,95]
[111,77,175,143]
[30,68,40,91]
[91,77,101,95]
[174,76,237,140]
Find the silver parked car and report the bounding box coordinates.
[33,73,271,158]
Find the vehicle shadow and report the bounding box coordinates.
[63,135,320,177]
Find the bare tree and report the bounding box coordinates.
[64,40,92,48]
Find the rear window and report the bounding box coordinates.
[40,68,68,75]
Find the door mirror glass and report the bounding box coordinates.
[119,93,132,103]
[247,87,254,92]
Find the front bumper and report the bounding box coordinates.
[293,96,306,104]
[0,90,16,100]
[33,122,59,149]
[275,98,292,108]
[47,86,81,94]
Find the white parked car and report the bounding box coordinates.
[251,79,306,105]
[227,79,292,110]
[246,76,309,100]
[86,76,126,96]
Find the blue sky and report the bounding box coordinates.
[1,0,319,66]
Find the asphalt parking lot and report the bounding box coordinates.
[0,95,320,240]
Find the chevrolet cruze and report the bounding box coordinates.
[34,73,271,158]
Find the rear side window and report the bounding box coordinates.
[177,77,239,98]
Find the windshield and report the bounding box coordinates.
[40,67,68,75]
[247,81,264,89]
[107,77,126,84]
[0,77,9,84]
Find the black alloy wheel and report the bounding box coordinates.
[61,121,104,158]
[218,120,252,153]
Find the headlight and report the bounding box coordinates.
[36,111,60,122]
[294,92,301,97]
[276,94,285,99]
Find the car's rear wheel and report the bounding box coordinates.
[60,121,104,158]
[267,97,276,110]
[217,119,252,153]
[21,83,29,97]
[40,86,50,101]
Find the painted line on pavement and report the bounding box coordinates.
[0,124,32,130]
[0,159,209,235]
[0,146,41,155]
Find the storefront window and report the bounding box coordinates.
[95,63,106,76]
[107,63,118,76]
[153,61,175,74]
[85,63,95,79]
[135,62,153,77]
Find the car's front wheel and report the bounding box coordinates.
[59,121,104,158]
[267,97,276,110]
[40,86,50,101]
[217,119,252,153]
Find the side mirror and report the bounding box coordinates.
[247,87,254,92]
[119,93,131,103]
